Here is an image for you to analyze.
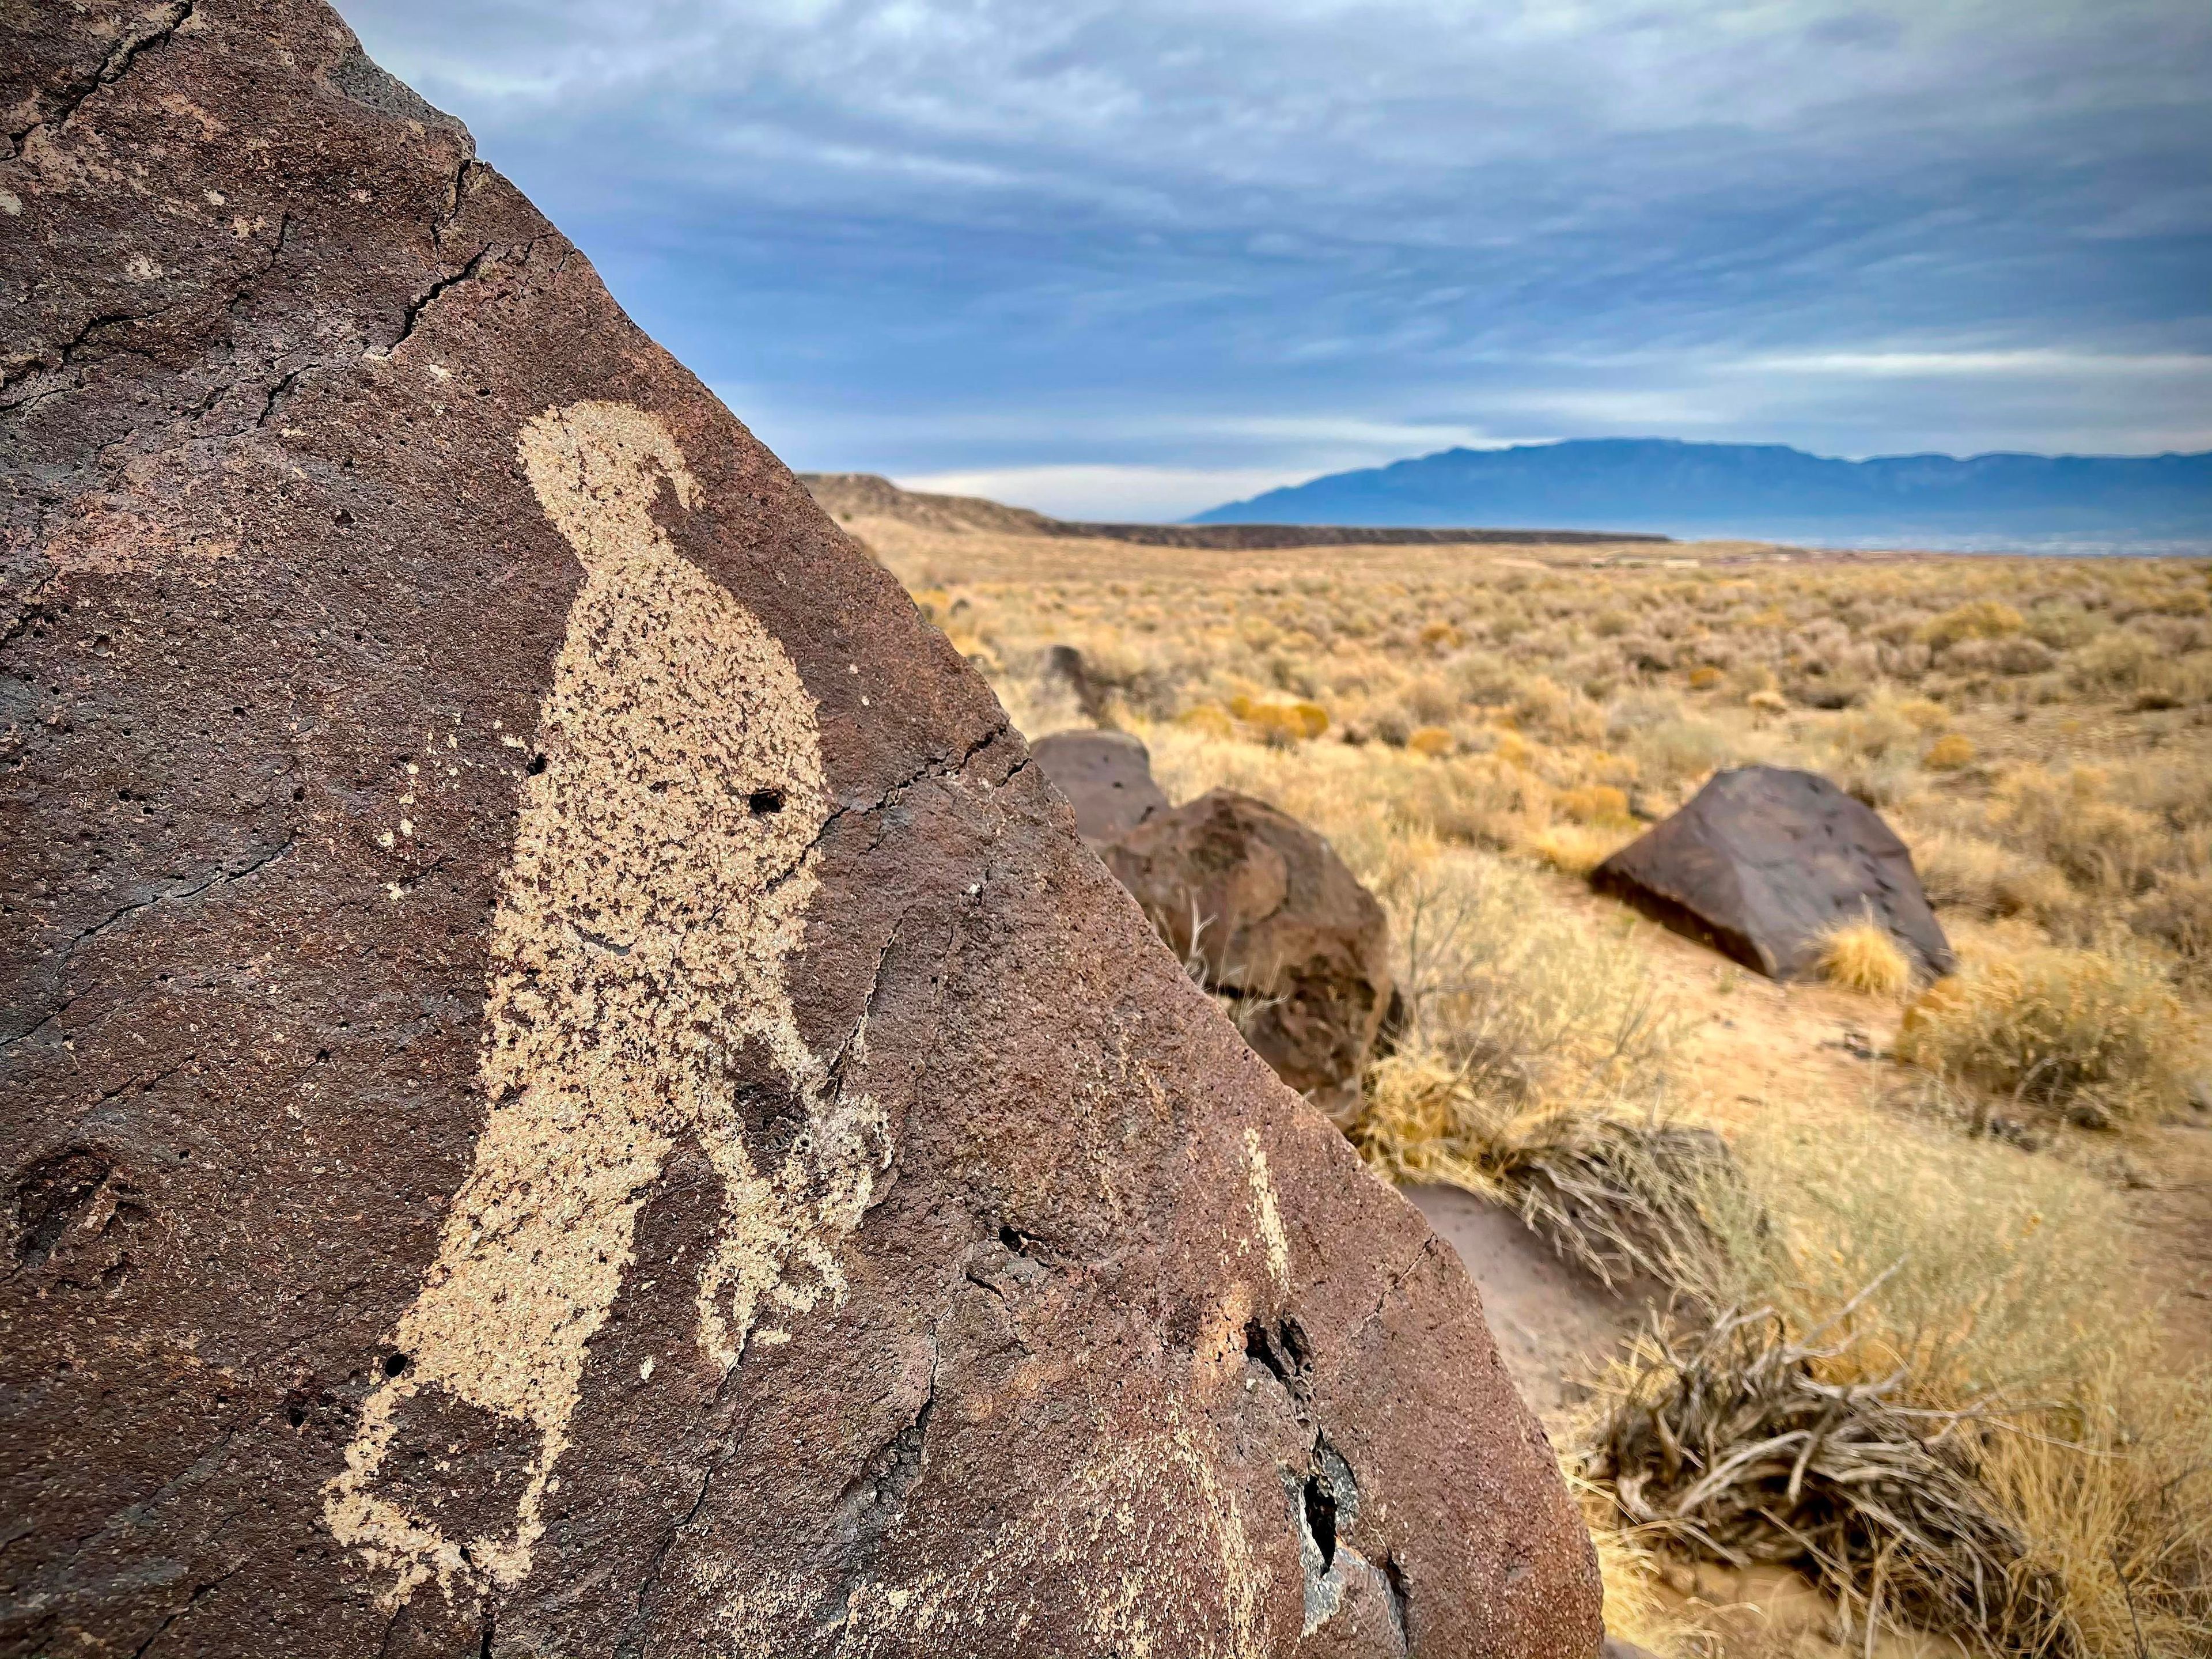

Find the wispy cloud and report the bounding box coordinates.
[347,0,2212,517]
[1736,350,2212,380]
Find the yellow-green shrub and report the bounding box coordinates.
[1921,599,2024,649]
[1923,732,1975,770]
[1896,946,2190,1126]
[1555,783,1631,826]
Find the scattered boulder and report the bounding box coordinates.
[1101,792,1396,1122]
[1592,766,1953,982]
[0,7,1600,1657]
[1032,728,1169,843]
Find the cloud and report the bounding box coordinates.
[345,0,2212,515]
[1732,350,2212,381]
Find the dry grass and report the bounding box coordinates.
[1530,820,1637,876]
[1895,944,2194,1128]
[1586,1119,2211,1655]
[1335,843,1754,1296]
[1979,1363,2212,1658]
[1816,918,1917,998]
[1590,1321,2212,1656]
[1356,1051,1750,1296]
[1589,1299,2064,1650]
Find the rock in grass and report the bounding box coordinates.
[1033,727,1170,843]
[1102,791,1397,1123]
[1592,765,1953,982]
[0,5,1599,1656]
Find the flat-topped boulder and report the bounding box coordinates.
[1032,727,1171,843]
[1592,765,1953,982]
[0,5,1599,1657]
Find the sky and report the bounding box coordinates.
[344,1,2212,521]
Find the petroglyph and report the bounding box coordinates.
[323,401,886,1608]
[696,1406,1270,1659]
[1244,1127,1291,1292]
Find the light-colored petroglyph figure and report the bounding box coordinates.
[324,401,886,1608]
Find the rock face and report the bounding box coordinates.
[1032,728,1170,843]
[1592,766,1953,982]
[0,6,1600,1658]
[1102,793,1396,1122]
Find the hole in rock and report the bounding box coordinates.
[1303,1472,1337,1570]
[1244,1321,1289,1385]
[384,1351,410,1378]
[748,787,786,816]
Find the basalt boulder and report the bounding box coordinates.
[1101,791,1396,1122]
[0,6,1600,1659]
[1592,765,1953,982]
[1032,727,1170,844]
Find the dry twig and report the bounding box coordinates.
[1589,1300,2070,1653]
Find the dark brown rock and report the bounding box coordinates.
[0,6,1600,1656]
[1033,727,1169,843]
[1102,792,1395,1122]
[1592,765,1953,982]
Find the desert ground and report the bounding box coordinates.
[817,477,2212,1658]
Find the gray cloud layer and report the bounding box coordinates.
[348,0,2212,517]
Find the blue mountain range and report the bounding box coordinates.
[1192,439,2212,551]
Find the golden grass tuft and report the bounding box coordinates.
[1895,944,2191,1127]
[1921,599,2025,649]
[1556,782,1633,825]
[1813,916,1915,997]
[1229,694,1330,745]
[1924,732,1976,770]
[1529,821,1633,876]
[1175,704,1234,738]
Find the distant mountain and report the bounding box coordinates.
[1191,440,2212,550]
[800,472,1666,548]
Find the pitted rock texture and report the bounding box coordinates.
[0,6,1601,1657]
[1592,764,1953,982]
[1032,728,1169,844]
[1101,791,1396,1123]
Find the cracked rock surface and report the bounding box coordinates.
[1,4,1603,1656]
